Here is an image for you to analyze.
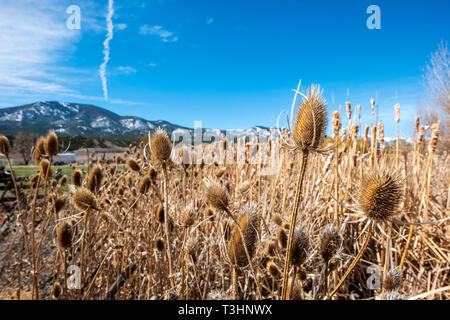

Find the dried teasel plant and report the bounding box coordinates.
[277,83,328,300]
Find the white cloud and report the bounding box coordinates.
[117,66,137,74]
[139,25,178,42]
[0,1,79,98]
[206,18,214,25]
[148,63,157,67]
[115,23,127,31]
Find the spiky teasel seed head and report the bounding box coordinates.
[272,214,282,226]
[383,268,403,291]
[44,130,58,157]
[126,158,140,172]
[39,159,52,179]
[30,174,39,189]
[0,135,10,155]
[54,197,67,214]
[71,169,82,187]
[358,168,403,222]
[266,261,280,279]
[56,222,72,249]
[138,175,152,194]
[228,204,260,268]
[86,165,103,193]
[151,128,172,164]
[292,85,328,151]
[72,187,98,212]
[204,178,229,212]
[282,222,290,230]
[182,206,196,227]
[265,241,277,256]
[320,224,341,263]
[290,227,309,267]
[59,175,67,187]
[147,167,157,180]
[277,228,287,248]
[155,237,165,251]
[205,207,214,219]
[35,136,46,164]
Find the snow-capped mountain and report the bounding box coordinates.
[0,101,271,140]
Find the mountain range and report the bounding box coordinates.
[0,101,271,140]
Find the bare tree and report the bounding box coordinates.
[422,41,450,151]
[13,132,36,165]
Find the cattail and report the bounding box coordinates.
[277,228,287,248]
[414,117,420,132]
[351,123,359,140]
[114,154,121,164]
[204,179,229,212]
[72,187,98,212]
[155,238,165,251]
[44,130,58,157]
[155,204,165,223]
[358,169,402,222]
[320,224,341,262]
[332,111,341,138]
[378,121,384,146]
[289,227,309,267]
[364,125,369,141]
[39,159,52,179]
[370,98,375,117]
[35,136,46,164]
[228,204,260,268]
[151,128,172,164]
[417,126,425,145]
[383,268,403,291]
[71,169,82,187]
[292,85,328,151]
[272,214,282,226]
[138,175,152,194]
[428,122,440,153]
[345,101,351,121]
[56,222,73,249]
[86,165,103,193]
[54,197,67,214]
[266,261,280,278]
[395,104,400,123]
[0,135,10,155]
[126,158,140,172]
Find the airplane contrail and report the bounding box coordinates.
[99,0,114,100]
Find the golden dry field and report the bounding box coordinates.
[0,87,449,300]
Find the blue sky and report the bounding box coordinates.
[0,0,449,137]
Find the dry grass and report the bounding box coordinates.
[0,93,449,301]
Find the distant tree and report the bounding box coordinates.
[13,132,36,165]
[421,41,449,151]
